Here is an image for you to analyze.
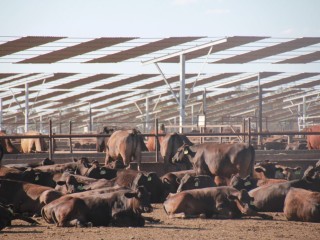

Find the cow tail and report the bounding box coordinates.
[41,207,52,224]
[249,144,255,177]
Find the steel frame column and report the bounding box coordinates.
[179,54,186,133]
[145,97,150,131]
[258,73,263,148]
[25,83,29,132]
[0,98,2,131]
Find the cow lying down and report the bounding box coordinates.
[41,186,153,227]
[284,188,320,222]
[163,186,272,220]
[0,203,39,231]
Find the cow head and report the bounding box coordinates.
[230,174,254,191]
[171,144,193,165]
[227,190,254,214]
[275,165,302,180]
[56,175,86,194]
[114,186,152,216]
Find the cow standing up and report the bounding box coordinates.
[160,133,193,171]
[305,125,320,150]
[96,127,114,152]
[0,131,20,154]
[172,142,255,186]
[105,129,147,170]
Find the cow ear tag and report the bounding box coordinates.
[295,170,301,175]
[184,150,189,155]
[250,201,255,206]
[244,181,251,186]
[195,181,199,187]
[100,169,106,175]
[148,176,152,181]
[77,185,84,190]
[35,175,39,181]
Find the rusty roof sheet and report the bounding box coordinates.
[277,51,320,64]
[18,38,135,63]
[262,73,319,89]
[214,37,320,64]
[161,36,267,63]
[0,36,64,57]
[97,74,158,89]
[86,37,203,63]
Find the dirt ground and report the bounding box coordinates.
[1,204,320,240]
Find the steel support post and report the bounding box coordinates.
[179,54,186,133]
[25,83,29,132]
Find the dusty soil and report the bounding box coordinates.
[1,204,320,240]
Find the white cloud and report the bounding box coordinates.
[205,8,230,15]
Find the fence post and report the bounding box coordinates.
[69,120,73,154]
[49,119,53,160]
[155,118,159,163]
[243,118,246,143]
[248,118,251,146]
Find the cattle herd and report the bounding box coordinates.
[0,127,320,232]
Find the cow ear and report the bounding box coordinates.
[254,166,265,173]
[56,181,66,186]
[176,178,181,184]
[124,192,137,199]
[227,194,238,201]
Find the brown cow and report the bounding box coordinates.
[96,127,114,152]
[0,179,63,216]
[230,174,288,192]
[249,165,320,212]
[0,131,20,153]
[305,125,320,150]
[105,129,148,170]
[0,203,39,231]
[160,170,196,195]
[41,186,152,227]
[171,143,255,186]
[254,160,301,180]
[160,133,193,170]
[21,130,47,153]
[146,129,165,152]
[176,174,215,193]
[163,186,272,220]
[284,187,320,222]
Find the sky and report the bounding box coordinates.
[1,0,320,38]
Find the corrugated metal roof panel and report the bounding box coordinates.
[262,73,319,88]
[214,37,320,63]
[161,36,267,63]
[18,38,135,63]
[98,74,158,89]
[0,36,64,57]
[87,37,203,63]
[277,51,320,64]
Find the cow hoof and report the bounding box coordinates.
[199,214,206,219]
[87,222,93,228]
